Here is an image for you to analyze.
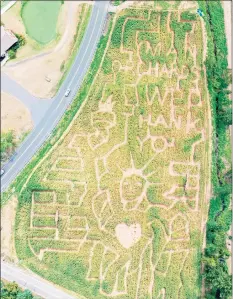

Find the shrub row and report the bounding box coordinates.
[198,1,232,298]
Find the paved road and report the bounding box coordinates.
[2,261,77,299]
[1,0,109,192]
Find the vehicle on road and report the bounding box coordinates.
[1,169,5,176]
[65,89,71,97]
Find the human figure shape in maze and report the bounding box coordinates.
[72,30,203,299]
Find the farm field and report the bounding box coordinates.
[15,1,211,298]
[21,0,62,45]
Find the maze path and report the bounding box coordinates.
[20,3,210,298]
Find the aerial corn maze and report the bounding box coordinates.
[15,1,211,298]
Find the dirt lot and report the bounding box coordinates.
[1,196,18,262]
[2,1,92,98]
[1,92,33,136]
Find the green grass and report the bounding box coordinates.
[21,1,62,45]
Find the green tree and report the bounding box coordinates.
[8,33,26,60]
[218,108,232,126]
[8,49,16,59]
[205,265,232,298]
[0,130,16,162]
[16,289,33,299]
[215,184,232,196]
[1,281,20,298]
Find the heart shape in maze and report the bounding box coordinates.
[115,223,141,249]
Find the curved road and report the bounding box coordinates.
[1,0,109,193]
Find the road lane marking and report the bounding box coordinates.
[2,128,45,176]
[55,95,66,110]
[68,9,100,88]
[54,4,97,100]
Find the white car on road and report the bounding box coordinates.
[1,169,5,176]
[65,89,71,97]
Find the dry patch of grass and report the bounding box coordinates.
[1,92,33,136]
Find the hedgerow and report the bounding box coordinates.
[197,1,232,298]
